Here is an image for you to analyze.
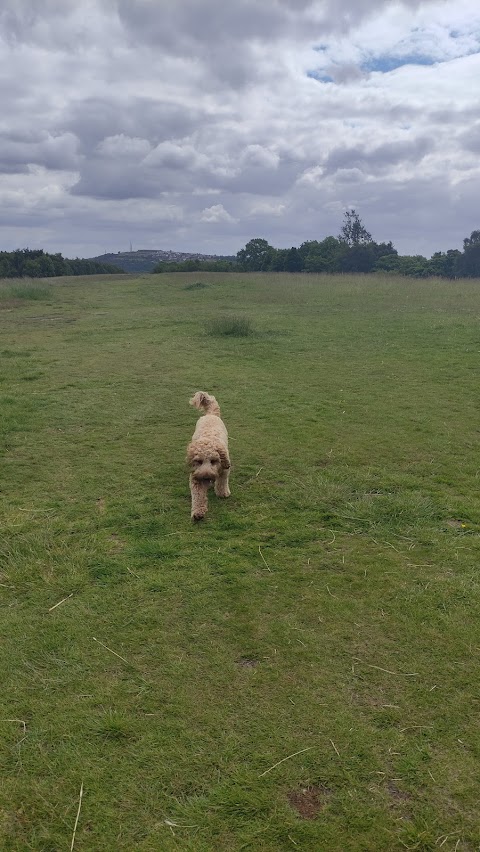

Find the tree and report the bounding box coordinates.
[284,247,304,272]
[0,249,121,279]
[398,255,431,278]
[269,248,290,271]
[374,254,430,277]
[236,238,274,271]
[463,230,480,249]
[374,254,402,273]
[455,244,480,278]
[371,241,397,261]
[340,244,376,273]
[428,250,461,278]
[451,229,480,277]
[0,255,15,277]
[338,209,372,247]
[300,237,347,272]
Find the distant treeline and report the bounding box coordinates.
[0,249,123,279]
[152,212,480,279]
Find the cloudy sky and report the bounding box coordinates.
[1,0,479,259]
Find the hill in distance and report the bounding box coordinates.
[89,249,235,273]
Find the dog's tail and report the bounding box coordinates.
[189,391,221,417]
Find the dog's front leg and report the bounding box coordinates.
[190,476,209,521]
[215,468,231,499]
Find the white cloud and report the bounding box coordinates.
[249,200,287,217]
[200,204,237,223]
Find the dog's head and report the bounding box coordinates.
[187,444,228,483]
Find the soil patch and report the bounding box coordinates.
[236,657,259,668]
[287,785,331,819]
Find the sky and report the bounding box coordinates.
[0,0,479,259]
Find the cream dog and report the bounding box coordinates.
[186,391,231,521]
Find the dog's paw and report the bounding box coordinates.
[216,487,231,498]
[192,512,205,522]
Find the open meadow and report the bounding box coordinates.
[1,271,479,851]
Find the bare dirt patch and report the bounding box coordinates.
[287,785,331,819]
[446,518,466,529]
[236,657,259,668]
[387,781,411,802]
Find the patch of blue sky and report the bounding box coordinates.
[363,54,437,73]
[307,69,334,83]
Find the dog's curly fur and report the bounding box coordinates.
[187,391,231,521]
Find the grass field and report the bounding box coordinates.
[1,271,479,851]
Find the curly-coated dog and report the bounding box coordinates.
[187,391,231,521]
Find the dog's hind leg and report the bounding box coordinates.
[190,476,209,521]
[215,468,231,499]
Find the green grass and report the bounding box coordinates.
[1,270,479,851]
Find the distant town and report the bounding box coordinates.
[89,249,235,273]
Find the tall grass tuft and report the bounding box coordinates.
[207,315,253,337]
[184,281,209,290]
[8,282,52,301]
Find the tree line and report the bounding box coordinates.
[0,249,122,279]
[153,211,480,278]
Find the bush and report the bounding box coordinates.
[207,315,253,337]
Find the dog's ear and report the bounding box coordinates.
[219,449,230,470]
[186,443,196,466]
[189,391,208,409]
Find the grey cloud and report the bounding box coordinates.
[323,137,434,176]
[326,63,366,84]
[71,162,179,201]
[220,154,303,197]
[112,0,441,92]
[70,132,212,200]
[304,90,421,123]
[1,0,441,51]
[68,115,304,201]
[0,0,118,50]
[459,122,480,153]
[0,131,79,173]
[63,97,201,152]
[115,0,316,48]
[115,0,440,50]
[144,141,204,171]
[320,0,440,31]
[0,163,30,175]
[429,105,480,125]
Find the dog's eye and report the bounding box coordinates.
[210,458,217,464]
[195,459,202,465]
